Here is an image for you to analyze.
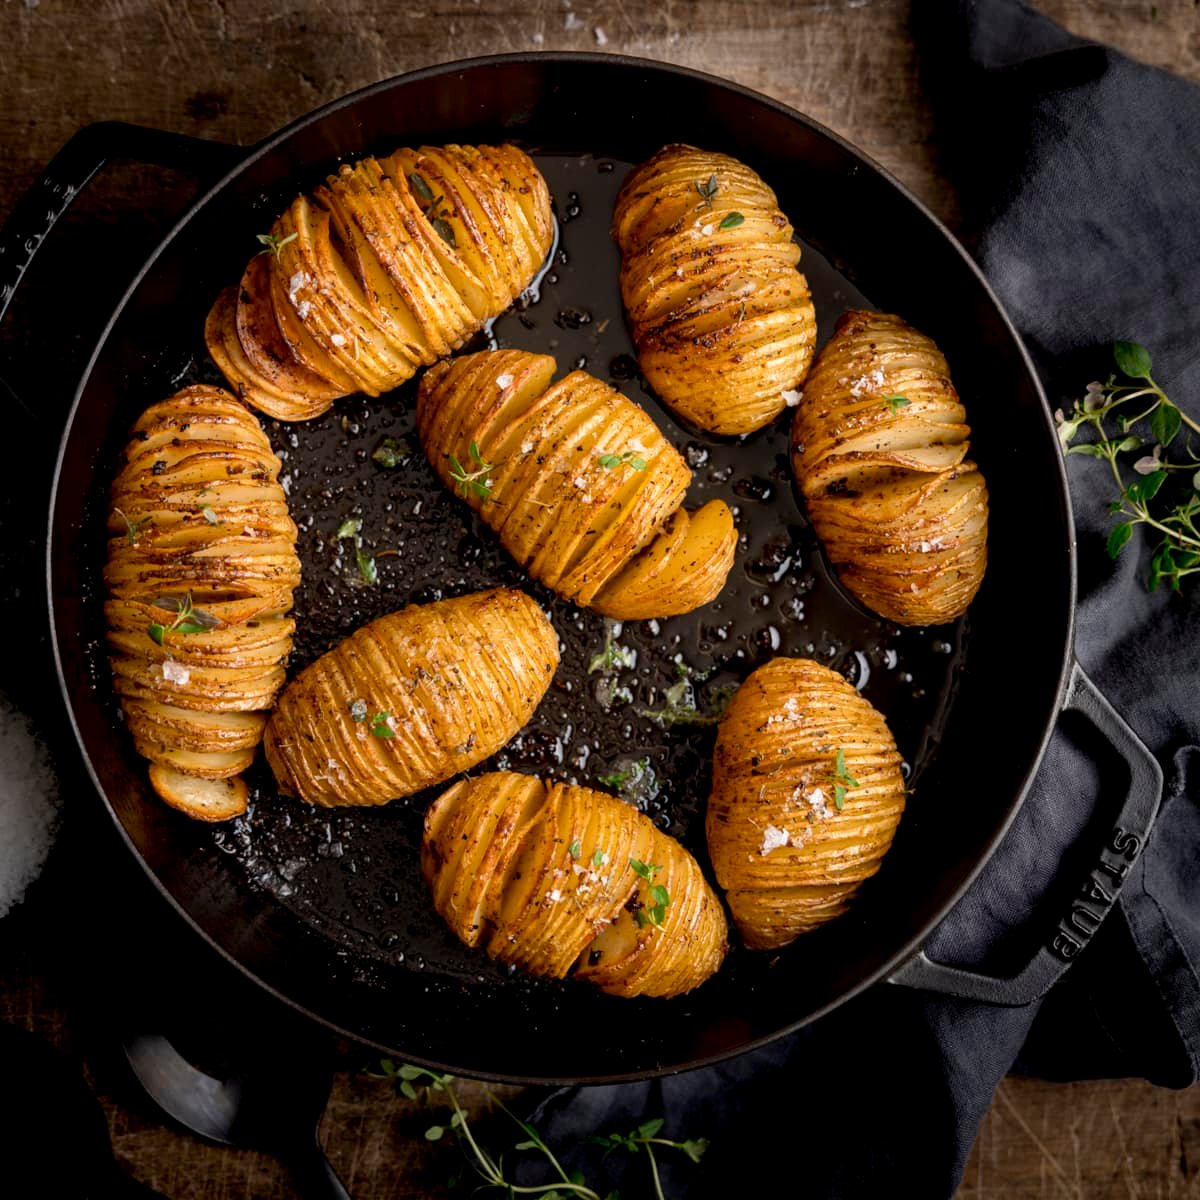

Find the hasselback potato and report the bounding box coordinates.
[612,144,818,435]
[417,349,737,619]
[104,385,300,821]
[791,310,988,625]
[207,144,554,421]
[263,589,558,807]
[706,658,906,950]
[423,771,728,998]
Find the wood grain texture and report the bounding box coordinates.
[2,0,1198,1196]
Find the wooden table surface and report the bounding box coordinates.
[2,1,1198,1197]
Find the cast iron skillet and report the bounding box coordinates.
[1,54,1162,1083]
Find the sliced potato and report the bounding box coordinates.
[791,310,989,625]
[417,349,737,619]
[612,144,818,435]
[263,589,559,807]
[205,144,554,421]
[423,772,728,998]
[106,386,299,818]
[706,658,907,950]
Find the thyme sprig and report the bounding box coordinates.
[371,1061,707,1200]
[693,173,719,210]
[256,231,297,258]
[1056,340,1200,591]
[831,747,859,811]
[148,592,219,645]
[449,442,495,501]
[114,507,151,545]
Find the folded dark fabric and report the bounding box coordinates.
[518,3,1200,1194]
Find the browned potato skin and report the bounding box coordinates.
[104,386,300,821]
[612,144,818,435]
[706,658,906,950]
[263,590,559,807]
[791,310,989,625]
[206,144,554,421]
[423,771,728,998]
[417,349,737,619]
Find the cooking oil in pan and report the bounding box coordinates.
[205,154,966,982]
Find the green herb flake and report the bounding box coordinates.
[430,215,457,248]
[719,211,745,230]
[371,437,408,469]
[371,711,396,739]
[200,505,220,526]
[448,442,495,501]
[597,451,647,471]
[693,173,719,208]
[356,545,378,586]
[408,172,435,204]
[592,848,607,868]
[884,394,911,414]
[256,231,298,258]
[832,747,860,811]
[629,859,661,881]
[568,838,582,860]
[336,517,362,540]
[115,508,151,545]
[146,592,218,644]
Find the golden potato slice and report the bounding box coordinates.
[417,350,737,619]
[263,589,559,807]
[106,386,299,819]
[423,772,728,998]
[791,310,989,625]
[148,765,249,823]
[205,143,554,421]
[613,144,818,435]
[706,657,907,950]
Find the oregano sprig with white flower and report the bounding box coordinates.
[1056,340,1200,591]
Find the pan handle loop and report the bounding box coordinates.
[0,121,243,329]
[887,659,1163,1006]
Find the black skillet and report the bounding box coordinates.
[0,54,1162,1083]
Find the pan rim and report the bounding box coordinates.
[45,49,1077,1084]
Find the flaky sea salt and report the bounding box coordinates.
[0,695,60,920]
[330,333,348,348]
[760,825,790,855]
[496,372,515,389]
[782,388,803,407]
[161,659,190,685]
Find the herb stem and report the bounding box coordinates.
[645,1142,666,1200]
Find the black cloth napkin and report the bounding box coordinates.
[517,3,1200,1195]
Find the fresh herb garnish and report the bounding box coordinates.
[430,216,457,248]
[448,442,495,501]
[371,436,409,469]
[638,678,736,727]
[588,621,636,674]
[568,839,582,860]
[596,757,657,804]
[336,516,377,585]
[694,173,719,209]
[629,860,669,928]
[370,1061,707,1200]
[370,711,395,738]
[147,592,218,645]
[256,231,298,258]
[114,508,151,546]
[592,848,607,868]
[200,505,221,526]
[408,172,435,204]
[832,747,860,811]
[884,394,911,414]
[349,698,369,723]
[1056,339,1200,592]
[597,451,647,471]
[718,211,744,230]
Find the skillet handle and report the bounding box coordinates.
[0,120,243,328]
[887,660,1162,1006]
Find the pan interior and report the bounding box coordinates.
[52,57,1072,1082]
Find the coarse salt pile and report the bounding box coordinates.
[0,696,60,921]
